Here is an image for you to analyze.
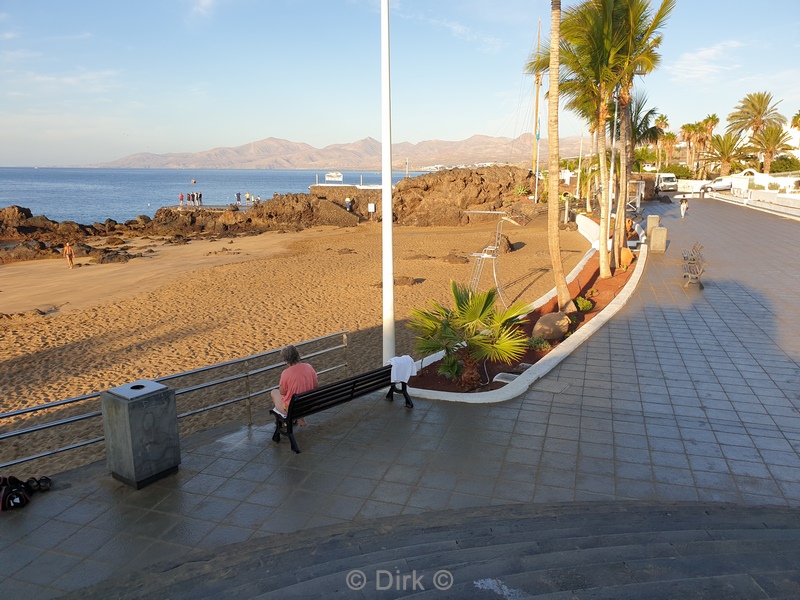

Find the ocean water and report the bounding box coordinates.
[0,168,421,225]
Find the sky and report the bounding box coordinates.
[1,0,799,166]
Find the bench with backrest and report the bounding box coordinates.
[681,254,705,289]
[271,364,413,453]
[626,222,647,250]
[682,241,703,263]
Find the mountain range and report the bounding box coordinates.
[91,134,585,171]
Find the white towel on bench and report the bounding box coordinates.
[386,355,417,383]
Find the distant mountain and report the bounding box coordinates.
[90,134,585,171]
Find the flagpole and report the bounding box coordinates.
[380,0,395,363]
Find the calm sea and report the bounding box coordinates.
[0,168,421,225]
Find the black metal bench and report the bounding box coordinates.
[682,254,705,289]
[271,364,413,453]
[682,241,703,263]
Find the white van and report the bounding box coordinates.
[655,173,678,192]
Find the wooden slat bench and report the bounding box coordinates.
[271,364,413,453]
[682,254,705,289]
[682,241,703,263]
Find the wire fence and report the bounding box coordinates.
[0,332,349,470]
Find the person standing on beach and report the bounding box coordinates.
[270,345,317,427]
[63,242,75,269]
[236,192,241,205]
[179,192,184,207]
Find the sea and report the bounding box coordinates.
[0,168,422,225]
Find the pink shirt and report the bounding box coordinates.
[279,363,318,405]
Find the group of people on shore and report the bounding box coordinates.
[179,192,203,207]
[235,192,261,206]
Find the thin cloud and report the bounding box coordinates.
[1,31,19,40]
[425,16,503,54]
[192,0,217,16]
[666,40,743,81]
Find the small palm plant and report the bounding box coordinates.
[408,281,530,388]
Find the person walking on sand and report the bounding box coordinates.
[270,345,317,427]
[680,197,688,218]
[63,242,75,269]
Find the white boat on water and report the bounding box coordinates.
[325,171,343,183]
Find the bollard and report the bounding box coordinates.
[649,226,667,254]
[646,214,661,240]
[101,380,181,489]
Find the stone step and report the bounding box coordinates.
[62,502,800,599]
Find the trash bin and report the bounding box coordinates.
[101,380,181,489]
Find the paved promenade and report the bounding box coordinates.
[1,196,799,598]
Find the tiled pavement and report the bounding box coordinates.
[1,196,799,598]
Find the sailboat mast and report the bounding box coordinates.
[532,18,542,202]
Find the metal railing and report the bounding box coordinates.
[0,331,349,469]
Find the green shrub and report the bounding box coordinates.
[768,182,780,191]
[514,184,530,196]
[574,296,593,312]
[749,182,765,190]
[661,164,693,179]
[528,336,552,352]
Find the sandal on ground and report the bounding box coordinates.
[26,478,40,492]
[38,476,52,491]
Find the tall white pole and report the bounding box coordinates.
[380,0,395,363]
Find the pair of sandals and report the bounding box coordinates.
[25,476,51,493]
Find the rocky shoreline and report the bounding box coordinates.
[0,165,556,265]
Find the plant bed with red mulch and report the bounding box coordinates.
[408,252,636,393]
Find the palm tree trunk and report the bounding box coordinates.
[597,105,612,279]
[547,0,576,312]
[614,98,631,268]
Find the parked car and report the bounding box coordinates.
[700,177,732,192]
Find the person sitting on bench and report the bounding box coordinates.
[270,345,318,427]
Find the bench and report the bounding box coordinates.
[271,364,413,453]
[682,241,703,263]
[626,222,647,250]
[681,254,705,289]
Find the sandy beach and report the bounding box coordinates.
[1,219,589,473]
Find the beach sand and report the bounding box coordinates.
[0,220,590,474]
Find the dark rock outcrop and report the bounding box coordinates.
[0,165,546,265]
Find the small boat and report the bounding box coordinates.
[325,171,343,183]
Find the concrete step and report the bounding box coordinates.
[62,501,800,599]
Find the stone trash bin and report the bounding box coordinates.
[649,226,668,254]
[101,380,181,489]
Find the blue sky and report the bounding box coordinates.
[1,0,798,166]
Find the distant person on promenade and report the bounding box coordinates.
[270,345,317,427]
[680,197,688,218]
[63,242,75,269]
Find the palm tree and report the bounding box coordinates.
[527,0,626,279]
[703,132,748,176]
[610,0,675,267]
[662,131,677,165]
[696,114,719,178]
[655,113,668,171]
[792,110,800,133]
[407,282,530,388]
[727,91,787,139]
[751,124,794,173]
[547,0,576,314]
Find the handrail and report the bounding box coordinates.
[0,332,349,469]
